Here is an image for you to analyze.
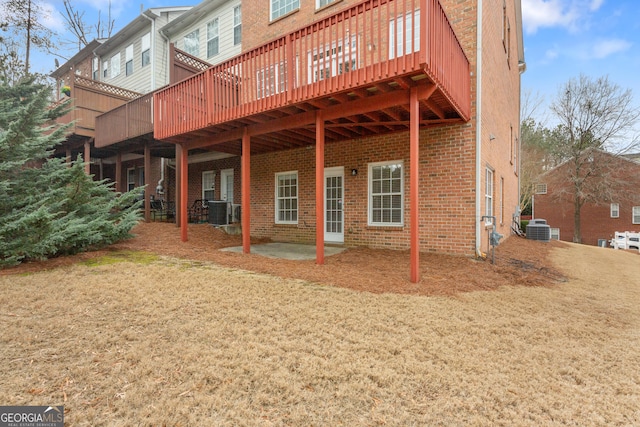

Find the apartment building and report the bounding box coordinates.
[54,0,525,282]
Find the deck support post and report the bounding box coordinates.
[144,142,151,222]
[175,144,182,226]
[115,152,122,193]
[242,128,251,254]
[83,140,91,175]
[180,144,189,242]
[410,87,420,283]
[316,111,325,265]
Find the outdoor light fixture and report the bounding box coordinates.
[489,133,496,141]
[351,169,358,176]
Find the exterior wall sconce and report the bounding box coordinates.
[351,169,358,176]
[489,133,496,141]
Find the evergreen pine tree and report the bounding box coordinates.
[0,78,143,266]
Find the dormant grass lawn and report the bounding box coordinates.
[1,244,639,426]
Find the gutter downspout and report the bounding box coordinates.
[140,12,156,90]
[475,0,483,257]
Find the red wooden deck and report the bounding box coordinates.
[153,0,470,151]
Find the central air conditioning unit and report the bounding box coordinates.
[526,218,551,242]
[208,201,229,226]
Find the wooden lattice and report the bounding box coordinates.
[174,50,211,72]
[74,76,141,100]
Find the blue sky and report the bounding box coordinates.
[21,0,640,125]
[520,0,640,124]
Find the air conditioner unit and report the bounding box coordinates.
[526,219,551,242]
[229,203,241,223]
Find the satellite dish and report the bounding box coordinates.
[54,58,60,68]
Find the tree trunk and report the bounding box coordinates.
[573,196,582,243]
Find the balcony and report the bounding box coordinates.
[94,46,211,150]
[154,0,470,152]
[54,76,141,139]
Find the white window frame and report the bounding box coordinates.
[611,203,620,218]
[485,167,494,224]
[125,44,134,76]
[535,183,547,194]
[275,171,298,224]
[141,32,151,67]
[202,170,215,201]
[127,168,136,191]
[184,29,199,57]
[308,35,357,84]
[92,57,99,80]
[633,206,640,225]
[389,9,420,59]
[111,53,121,78]
[103,60,109,79]
[256,61,288,99]
[207,18,219,58]
[550,228,560,240]
[368,161,404,227]
[271,0,299,21]
[316,0,337,9]
[233,6,242,46]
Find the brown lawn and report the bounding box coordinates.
[1,223,639,426]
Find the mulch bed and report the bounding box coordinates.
[1,222,567,296]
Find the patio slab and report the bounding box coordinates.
[220,243,346,260]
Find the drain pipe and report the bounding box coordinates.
[140,11,156,90]
[156,157,166,196]
[474,0,484,257]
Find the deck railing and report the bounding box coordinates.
[154,0,470,140]
[54,76,141,138]
[95,92,154,147]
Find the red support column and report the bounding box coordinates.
[315,111,325,265]
[175,144,182,226]
[410,87,420,283]
[242,128,251,254]
[115,152,122,193]
[144,142,151,222]
[180,144,189,242]
[84,140,91,174]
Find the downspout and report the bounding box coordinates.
[475,0,484,257]
[156,157,166,196]
[140,11,156,90]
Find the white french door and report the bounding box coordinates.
[324,167,344,243]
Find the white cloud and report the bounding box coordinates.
[41,2,66,32]
[590,38,632,59]
[521,0,605,34]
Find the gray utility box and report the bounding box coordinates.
[208,201,229,226]
[526,219,551,242]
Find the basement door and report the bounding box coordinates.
[324,167,344,243]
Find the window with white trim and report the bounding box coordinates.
[369,161,403,226]
[202,170,215,201]
[611,203,620,218]
[485,167,494,223]
[233,6,242,45]
[141,32,151,67]
[389,9,420,59]
[184,29,199,56]
[127,168,136,192]
[633,206,640,224]
[308,36,357,83]
[257,62,287,99]
[111,53,121,77]
[550,228,560,240]
[535,183,547,194]
[317,0,337,8]
[276,172,298,224]
[125,44,134,76]
[207,18,219,58]
[103,60,108,78]
[271,0,299,21]
[92,57,99,80]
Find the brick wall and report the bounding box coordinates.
[535,154,640,246]
[249,125,477,255]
